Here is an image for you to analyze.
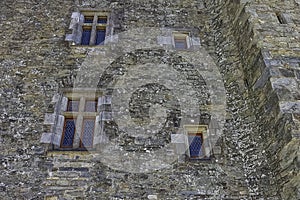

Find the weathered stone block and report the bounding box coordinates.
[44,113,56,125]
[171,134,185,143]
[40,133,54,144]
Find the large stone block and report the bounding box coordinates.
[40,133,54,144]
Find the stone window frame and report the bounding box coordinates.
[157,28,201,50]
[184,125,210,160]
[60,93,98,150]
[171,125,211,161]
[41,89,113,151]
[65,9,113,46]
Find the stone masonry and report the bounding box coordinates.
[0,0,299,200]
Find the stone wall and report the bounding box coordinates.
[0,0,299,199]
[206,0,300,199]
[0,0,76,199]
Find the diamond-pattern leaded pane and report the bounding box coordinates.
[81,119,95,148]
[85,100,97,112]
[67,100,79,112]
[188,135,203,157]
[61,119,76,147]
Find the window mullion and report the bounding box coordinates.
[89,14,98,45]
[73,97,85,148]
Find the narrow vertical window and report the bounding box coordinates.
[80,118,95,148]
[95,27,106,45]
[188,133,203,158]
[173,32,189,49]
[61,118,76,148]
[81,27,92,45]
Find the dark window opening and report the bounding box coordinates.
[61,118,76,148]
[98,16,107,24]
[67,100,80,112]
[81,27,92,45]
[174,38,187,49]
[95,28,106,45]
[188,133,204,158]
[84,16,94,23]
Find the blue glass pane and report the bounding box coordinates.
[98,17,107,24]
[189,135,202,157]
[81,119,95,147]
[95,29,106,45]
[81,29,91,45]
[62,119,76,147]
[175,40,187,49]
[84,16,93,23]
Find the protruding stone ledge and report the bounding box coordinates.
[44,113,56,125]
[279,101,300,113]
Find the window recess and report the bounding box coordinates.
[65,11,111,46]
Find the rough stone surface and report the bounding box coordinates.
[0,0,299,200]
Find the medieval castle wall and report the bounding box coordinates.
[0,0,299,199]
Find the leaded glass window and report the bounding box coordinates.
[61,119,76,148]
[60,94,99,149]
[80,118,95,148]
[67,100,80,112]
[85,100,97,112]
[188,133,203,158]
